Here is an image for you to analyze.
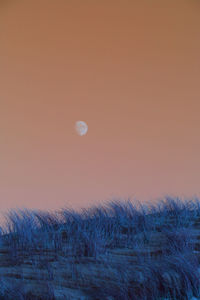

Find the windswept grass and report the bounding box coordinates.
[0,196,200,299]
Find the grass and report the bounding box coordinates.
[0,196,200,299]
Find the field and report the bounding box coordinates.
[0,197,200,299]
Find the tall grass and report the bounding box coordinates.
[0,196,200,299]
[1,196,199,256]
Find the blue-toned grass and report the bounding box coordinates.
[0,196,200,299]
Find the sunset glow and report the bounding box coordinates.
[0,0,200,217]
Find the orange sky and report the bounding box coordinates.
[0,0,200,216]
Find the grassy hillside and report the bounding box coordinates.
[1,197,200,299]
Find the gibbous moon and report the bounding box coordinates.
[75,121,88,136]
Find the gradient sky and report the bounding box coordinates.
[0,0,200,216]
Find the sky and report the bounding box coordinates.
[0,0,200,216]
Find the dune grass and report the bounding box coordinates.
[0,196,200,299]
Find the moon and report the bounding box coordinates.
[75,121,88,136]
